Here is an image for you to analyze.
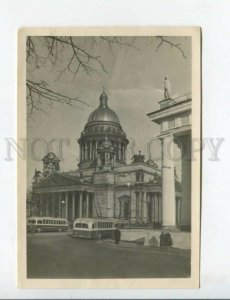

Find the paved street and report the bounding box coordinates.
[27,232,191,278]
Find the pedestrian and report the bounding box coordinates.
[165,230,172,247]
[31,224,36,236]
[160,229,172,247]
[114,227,121,244]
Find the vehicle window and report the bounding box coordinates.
[81,223,88,228]
[28,220,36,224]
[37,220,42,224]
[75,223,81,228]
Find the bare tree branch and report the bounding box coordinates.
[26,35,187,119]
[26,79,89,120]
[155,36,186,59]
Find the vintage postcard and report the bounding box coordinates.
[17,27,201,288]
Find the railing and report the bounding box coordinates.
[172,92,191,103]
[159,92,191,109]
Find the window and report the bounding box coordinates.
[181,114,189,126]
[168,118,175,129]
[136,171,144,182]
[37,220,42,224]
[75,223,81,228]
[162,121,168,131]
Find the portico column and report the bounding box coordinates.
[139,193,143,222]
[45,194,49,216]
[180,135,191,227]
[131,190,136,223]
[65,192,68,220]
[142,192,148,223]
[58,192,61,218]
[161,134,176,227]
[79,192,83,217]
[155,193,159,223]
[86,193,89,218]
[85,143,88,160]
[52,192,55,217]
[72,191,75,221]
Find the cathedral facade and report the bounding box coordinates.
[30,91,182,227]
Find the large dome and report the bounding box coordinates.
[87,92,120,124]
[78,91,129,170]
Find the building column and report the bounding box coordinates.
[161,134,176,227]
[58,192,61,218]
[39,194,42,216]
[131,190,136,223]
[65,192,68,220]
[80,143,82,162]
[86,193,89,218]
[139,193,143,222]
[142,192,148,223]
[121,144,123,162]
[180,135,191,227]
[95,141,98,158]
[123,146,126,163]
[85,143,88,161]
[135,192,139,221]
[82,143,85,161]
[155,193,159,223]
[79,192,83,218]
[88,142,90,160]
[45,193,49,217]
[52,192,55,217]
[72,191,75,221]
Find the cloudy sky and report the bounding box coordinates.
[27,36,191,186]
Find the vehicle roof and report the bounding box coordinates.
[27,217,68,221]
[73,218,117,223]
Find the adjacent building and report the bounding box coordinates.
[147,94,192,230]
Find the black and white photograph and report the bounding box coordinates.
[17,27,200,288]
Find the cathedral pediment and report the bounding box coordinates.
[34,172,80,189]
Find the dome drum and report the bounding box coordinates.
[78,92,129,170]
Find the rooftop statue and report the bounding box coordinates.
[164,76,171,99]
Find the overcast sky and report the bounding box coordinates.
[27,36,191,187]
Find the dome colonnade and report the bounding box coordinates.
[78,92,129,170]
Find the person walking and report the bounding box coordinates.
[30,224,36,236]
[114,227,121,244]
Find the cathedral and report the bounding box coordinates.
[30,91,182,227]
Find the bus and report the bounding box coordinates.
[72,218,129,239]
[27,217,69,233]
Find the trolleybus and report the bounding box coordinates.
[27,217,69,233]
[72,218,128,239]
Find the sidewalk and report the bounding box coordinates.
[97,239,191,256]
